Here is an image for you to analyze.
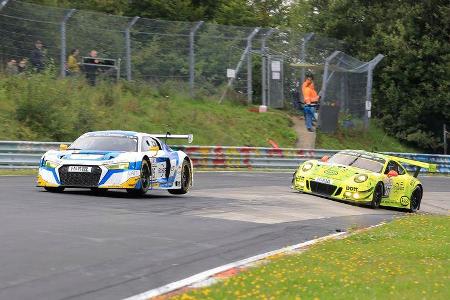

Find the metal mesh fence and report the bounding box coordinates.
[0,0,383,131]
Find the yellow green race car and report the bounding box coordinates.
[292,150,436,212]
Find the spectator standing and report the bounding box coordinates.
[30,40,45,72]
[5,59,18,75]
[18,58,28,73]
[84,50,100,86]
[67,48,80,76]
[301,71,320,132]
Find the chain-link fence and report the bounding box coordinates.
[0,0,383,132]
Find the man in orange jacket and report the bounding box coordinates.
[302,71,320,132]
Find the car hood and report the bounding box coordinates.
[308,163,373,181]
[52,150,127,161]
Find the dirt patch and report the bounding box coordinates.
[291,115,316,149]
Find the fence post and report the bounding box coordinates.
[189,21,204,98]
[364,54,384,129]
[60,9,76,78]
[219,27,260,104]
[261,29,274,107]
[444,124,448,155]
[300,33,314,85]
[125,16,139,81]
[320,50,340,101]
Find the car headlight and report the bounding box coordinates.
[302,162,314,172]
[105,162,130,170]
[354,174,368,183]
[44,160,59,168]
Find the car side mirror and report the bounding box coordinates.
[321,155,329,162]
[387,170,398,177]
[59,144,68,151]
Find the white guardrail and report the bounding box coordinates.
[0,141,449,174]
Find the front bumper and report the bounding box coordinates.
[293,176,374,203]
[37,164,141,189]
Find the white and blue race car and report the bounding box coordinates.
[37,130,194,195]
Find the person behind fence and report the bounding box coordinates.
[5,59,18,75]
[67,48,80,76]
[18,58,28,73]
[302,71,320,132]
[84,50,100,86]
[30,40,45,72]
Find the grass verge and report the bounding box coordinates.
[0,169,37,176]
[172,215,449,300]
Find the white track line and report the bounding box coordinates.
[123,231,347,300]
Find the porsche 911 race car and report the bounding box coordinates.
[37,130,194,195]
[292,150,436,212]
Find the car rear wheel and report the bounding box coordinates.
[370,182,383,209]
[44,187,65,193]
[168,160,191,195]
[409,186,422,213]
[127,159,151,196]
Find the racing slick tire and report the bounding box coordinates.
[168,160,191,195]
[370,182,383,209]
[409,186,422,213]
[127,159,151,196]
[44,187,65,193]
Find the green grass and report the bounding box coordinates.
[0,74,416,152]
[172,215,450,300]
[0,169,37,176]
[0,74,296,147]
[316,121,418,153]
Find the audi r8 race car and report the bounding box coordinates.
[292,150,436,212]
[37,130,194,195]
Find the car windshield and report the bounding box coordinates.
[328,153,385,173]
[68,135,138,152]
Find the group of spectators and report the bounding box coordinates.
[4,40,102,86]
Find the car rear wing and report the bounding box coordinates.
[149,133,193,144]
[388,155,437,177]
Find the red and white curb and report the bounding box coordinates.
[124,232,349,300]
[124,223,387,300]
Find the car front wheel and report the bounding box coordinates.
[370,182,383,209]
[127,159,151,196]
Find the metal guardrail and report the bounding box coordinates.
[0,141,449,174]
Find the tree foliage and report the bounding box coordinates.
[288,0,449,151]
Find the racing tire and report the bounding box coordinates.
[370,182,383,209]
[409,186,422,213]
[168,160,191,195]
[44,186,65,193]
[127,159,151,196]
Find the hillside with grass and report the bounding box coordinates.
[0,74,416,152]
[0,75,296,147]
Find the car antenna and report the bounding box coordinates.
[164,125,171,144]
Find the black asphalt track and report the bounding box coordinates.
[0,173,448,300]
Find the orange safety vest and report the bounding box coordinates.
[302,80,319,105]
